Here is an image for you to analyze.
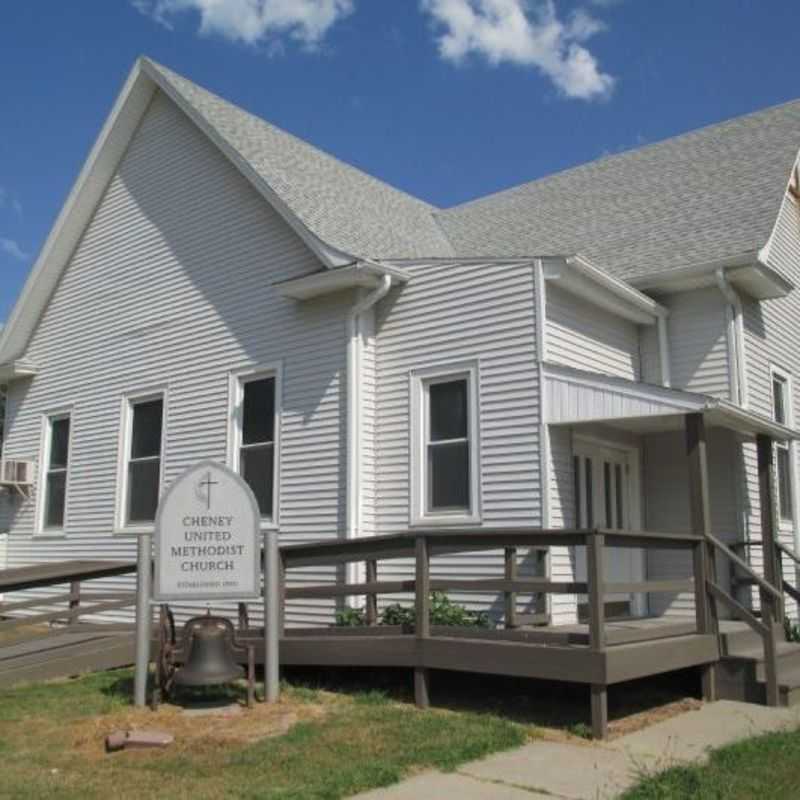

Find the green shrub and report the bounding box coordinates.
[335,606,367,627]
[784,616,800,642]
[334,592,491,629]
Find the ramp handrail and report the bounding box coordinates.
[704,534,781,706]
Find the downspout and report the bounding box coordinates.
[534,259,549,527]
[656,311,672,388]
[534,259,552,620]
[345,273,392,588]
[716,269,749,407]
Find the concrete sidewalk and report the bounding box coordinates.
[351,701,800,800]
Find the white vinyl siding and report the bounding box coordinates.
[371,259,542,617]
[1,90,349,626]
[657,288,731,398]
[545,285,640,380]
[642,427,742,618]
[741,183,800,618]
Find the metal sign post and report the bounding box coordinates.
[263,530,279,703]
[133,532,152,707]
[133,460,280,707]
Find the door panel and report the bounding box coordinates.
[573,441,647,618]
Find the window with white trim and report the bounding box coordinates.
[771,368,794,522]
[231,371,278,522]
[124,396,164,526]
[40,414,70,531]
[412,363,480,524]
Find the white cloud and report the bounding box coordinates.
[0,238,29,262]
[133,0,354,47]
[420,0,615,100]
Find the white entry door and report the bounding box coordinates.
[573,440,647,618]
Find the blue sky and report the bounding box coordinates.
[2,0,800,323]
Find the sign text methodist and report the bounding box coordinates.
[153,461,261,601]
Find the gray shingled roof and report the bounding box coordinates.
[146,59,799,281]
[435,101,800,281]
[144,59,454,261]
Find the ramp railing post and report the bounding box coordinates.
[414,535,430,708]
[587,530,607,740]
[68,580,81,625]
[365,559,378,625]
[504,547,518,629]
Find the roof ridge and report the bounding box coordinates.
[440,95,800,214]
[142,57,441,214]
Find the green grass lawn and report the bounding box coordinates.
[622,728,800,800]
[0,669,532,800]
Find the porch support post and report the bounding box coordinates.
[685,412,718,702]
[414,535,431,708]
[757,434,783,707]
[757,434,784,623]
[587,531,607,740]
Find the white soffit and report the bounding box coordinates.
[544,363,799,441]
[275,263,410,300]
[629,256,793,300]
[0,360,39,383]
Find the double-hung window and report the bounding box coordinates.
[771,368,794,522]
[412,363,480,524]
[231,370,279,524]
[40,414,71,532]
[124,396,164,526]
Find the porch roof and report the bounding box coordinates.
[543,363,800,442]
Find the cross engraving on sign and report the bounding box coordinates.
[197,470,219,510]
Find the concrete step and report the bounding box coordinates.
[719,625,783,656]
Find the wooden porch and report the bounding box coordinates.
[0,412,796,739]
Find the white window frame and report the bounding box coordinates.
[227,363,282,530]
[770,365,797,529]
[35,408,73,536]
[410,360,481,527]
[114,388,167,535]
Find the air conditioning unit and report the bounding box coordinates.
[0,460,36,496]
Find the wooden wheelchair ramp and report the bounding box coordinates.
[0,627,135,688]
[0,560,137,688]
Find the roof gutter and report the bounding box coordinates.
[715,268,749,408]
[566,255,669,320]
[562,255,672,386]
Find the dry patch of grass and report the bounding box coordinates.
[67,694,327,759]
[0,670,528,800]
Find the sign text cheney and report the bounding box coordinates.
[153,461,261,601]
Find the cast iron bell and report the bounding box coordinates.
[173,614,245,687]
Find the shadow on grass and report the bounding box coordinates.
[281,664,702,734]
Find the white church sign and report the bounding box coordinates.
[153,460,261,601]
